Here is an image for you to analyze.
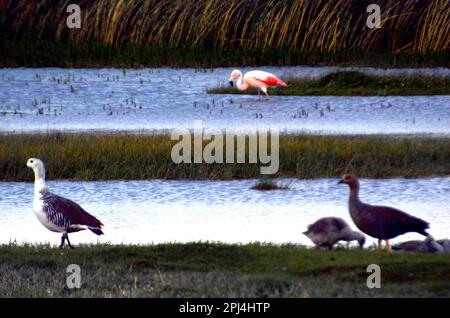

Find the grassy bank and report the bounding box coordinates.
[209,72,450,96]
[1,0,449,67]
[0,243,449,297]
[0,133,449,181]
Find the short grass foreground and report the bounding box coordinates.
[208,72,450,96]
[1,133,449,181]
[0,243,449,297]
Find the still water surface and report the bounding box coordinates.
[1,67,449,134]
[0,177,448,246]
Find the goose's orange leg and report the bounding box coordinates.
[385,240,391,254]
[376,239,382,252]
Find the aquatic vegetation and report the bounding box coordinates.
[0,0,448,67]
[0,133,448,181]
[0,243,449,297]
[208,72,450,96]
[251,179,292,191]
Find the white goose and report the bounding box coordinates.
[27,158,104,248]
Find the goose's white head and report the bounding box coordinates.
[27,158,46,179]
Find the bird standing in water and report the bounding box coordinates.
[27,158,104,248]
[339,174,429,253]
[228,69,287,101]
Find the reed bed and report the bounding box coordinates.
[0,133,448,181]
[0,0,448,67]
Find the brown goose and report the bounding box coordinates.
[339,174,429,253]
[303,217,365,249]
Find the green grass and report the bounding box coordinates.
[208,71,450,96]
[0,243,449,297]
[1,133,449,181]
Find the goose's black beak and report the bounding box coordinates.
[338,180,344,184]
[229,81,234,87]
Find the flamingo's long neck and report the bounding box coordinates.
[34,168,48,198]
[236,74,249,91]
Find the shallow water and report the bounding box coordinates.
[0,177,448,246]
[1,67,449,134]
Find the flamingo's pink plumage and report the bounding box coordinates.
[255,74,287,87]
[229,69,287,100]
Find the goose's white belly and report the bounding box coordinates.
[306,233,341,245]
[33,198,64,233]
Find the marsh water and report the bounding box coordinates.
[0,66,449,246]
[0,177,449,246]
[0,66,449,134]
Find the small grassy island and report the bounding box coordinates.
[0,243,449,297]
[208,71,450,96]
[251,180,292,191]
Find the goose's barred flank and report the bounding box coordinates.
[42,197,71,230]
[41,193,104,235]
[42,192,104,234]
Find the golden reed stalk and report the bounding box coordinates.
[1,0,448,53]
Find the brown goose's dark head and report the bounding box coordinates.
[338,174,359,189]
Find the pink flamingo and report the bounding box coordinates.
[228,69,288,101]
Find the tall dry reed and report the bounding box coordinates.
[1,0,448,54]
